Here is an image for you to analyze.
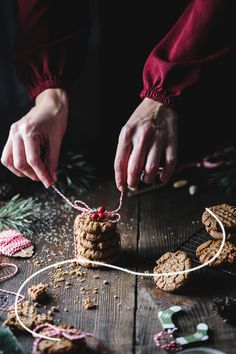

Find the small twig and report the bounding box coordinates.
[127,181,169,197]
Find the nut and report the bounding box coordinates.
[173,180,188,188]
[189,185,197,195]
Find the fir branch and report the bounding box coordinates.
[57,151,95,193]
[0,194,37,233]
[208,164,236,196]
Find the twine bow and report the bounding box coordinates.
[32,323,92,354]
[52,185,123,222]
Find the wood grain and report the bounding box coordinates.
[136,185,236,353]
[1,180,236,353]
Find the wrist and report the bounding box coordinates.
[35,88,68,116]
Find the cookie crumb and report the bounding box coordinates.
[28,283,49,302]
[82,298,97,310]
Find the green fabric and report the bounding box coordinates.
[0,324,23,354]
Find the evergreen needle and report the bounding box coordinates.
[0,194,37,233]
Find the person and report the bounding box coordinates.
[1,0,235,191]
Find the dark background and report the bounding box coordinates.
[0,0,234,180]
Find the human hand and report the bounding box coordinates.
[114,97,178,192]
[1,88,68,188]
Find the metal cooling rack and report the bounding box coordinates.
[177,227,236,278]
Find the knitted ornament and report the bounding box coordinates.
[0,229,34,258]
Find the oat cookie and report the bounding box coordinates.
[36,324,86,354]
[74,213,117,235]
[5,300,53,332]
[78,233,120,250]
[76,242,120,259]
[153,251,192,293]
[202,204,236,239]
[77,252,121,268]
[75,229,118,242]
[196,240,236,267]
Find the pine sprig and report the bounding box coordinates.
[56,152,95,194]
[209,164,236,196]
[0,194,37,233]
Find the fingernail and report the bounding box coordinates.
[127,185,137,192]
[118,185,125,193]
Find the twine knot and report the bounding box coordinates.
[52,185,123,223]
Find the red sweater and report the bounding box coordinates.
[15,0,235,109]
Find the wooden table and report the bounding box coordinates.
[1,179,236,354]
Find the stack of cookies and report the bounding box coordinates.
[196,203,236,267]
[74,212,121,268]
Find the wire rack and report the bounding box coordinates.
[177,227,236,277]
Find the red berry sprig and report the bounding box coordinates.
[91,205,107,221]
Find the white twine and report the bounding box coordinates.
[14,207,226,342]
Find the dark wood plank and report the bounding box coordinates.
[1,181,138,354]
[136,184,236,353]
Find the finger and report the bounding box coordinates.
[1,140,25,177]
[23,135,53,188]
[127,133,149,188]
[143,141,162,184]
[114,126,133,192]
[160,143,177,182]
[45,138,62,182]
[12,135,39,181]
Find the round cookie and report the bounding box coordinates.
[74,213,116,235]
[196,240,236,267]
[75,229,117,242]
[207,228,236,240]
[202,204,236,239]
[76,242,120,260]
[153,251,192,293]
[76,252,121,268]
[79,233,120,250]
[37,324,86,354]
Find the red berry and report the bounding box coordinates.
[91,212,99,221]
[97,206,105,214]
[98,212,104,220]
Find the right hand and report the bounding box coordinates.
[114,98,178,192]
[1,88,68,188]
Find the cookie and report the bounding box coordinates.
[5,300,53,332]
[77,252,121,268]
[36,324,86,354]
[207,228,236,240]
[75,229,117,242]
[76,242,120,260]
[74,213,117,235]
[196,240,236,267]
[78,233,120,250]
[202,204,236,239]
[153,251,192,293]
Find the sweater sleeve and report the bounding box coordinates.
[14,0,90,100]
[140,0,235,108]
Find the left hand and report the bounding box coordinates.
[114,98,178,192]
